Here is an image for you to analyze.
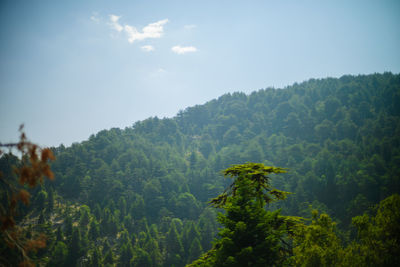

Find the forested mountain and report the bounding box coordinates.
[1,72,400,266]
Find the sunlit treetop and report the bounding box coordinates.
[211,162,290,208]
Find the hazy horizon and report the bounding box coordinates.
[1,0,400,147]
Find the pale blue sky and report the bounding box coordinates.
[1,0,399,147]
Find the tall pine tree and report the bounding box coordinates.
[189,163,299,266]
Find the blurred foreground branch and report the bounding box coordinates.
[0,125,55,267]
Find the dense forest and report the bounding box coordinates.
[1,72,400,266]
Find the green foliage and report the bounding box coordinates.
[91,248,103,267]
[65,227,83,266]
[47,189,54,214]
[120,242,134,266]
[2,73,400,266]
[166,222,184,266]
[188,238,203,264]
[212,163,289,206]
[48,241,68,266]
[190,163,296,266]
[131,247,152,267]
[291,194,400,267]
[291,211,344,266]
[88,218,100,240]
[79,206,90,227]
[56,226,63,241]
[343,194,400,266]
[36,190,48,210]
[103,247,115,265]
[144,238,162,267]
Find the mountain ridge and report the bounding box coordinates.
[2,72,399,266]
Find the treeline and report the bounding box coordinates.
[189,163,400,267]
[0,72,399,266]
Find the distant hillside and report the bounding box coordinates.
[2,72,399,266]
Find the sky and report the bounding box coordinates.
[1,0,399,147]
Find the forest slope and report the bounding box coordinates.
[1,72,399,266]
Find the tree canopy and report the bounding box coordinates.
[190,163,299,266]
[1,73,399,266]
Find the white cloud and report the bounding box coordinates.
[141,45,155,52]
[109,14,123,32]
[90,12,100,24]
[124,19,169,43]
[171,45,197,54]
[149,68,167,78]
[184,24,196,30]
[107,16,169,45]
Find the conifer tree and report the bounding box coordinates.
[184,221,201,251]
[102,240,111,255]
[38,210,45,224]
[64,215,73,238]
[93,203,102,220]
[131,247,152,267]
[123,214,134,233]
[166,222,184,266]
[189,163,297,267]
[56,226,64,242]
[188,237,203,264]
[103,247,115,265]
[66,227,82,266]
[198,215,215,251]
[118,196,127,218]
[79,207,90,228]
[36,189,48,210]
[120,242,134,266]
[88,218,100,240]
[145,238,163,267]
[137,231,148,248]
[48,241,68,266]
[47,188,54,214]
[92,248,103,267]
